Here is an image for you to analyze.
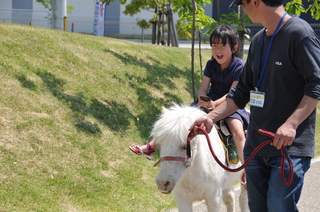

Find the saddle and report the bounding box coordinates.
[198,96,240,165]
[214,120,239,165]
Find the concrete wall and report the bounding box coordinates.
[1,0,317,37]
[0,0,176,35]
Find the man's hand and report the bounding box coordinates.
[188,114,215,136]
[190,97,238,136]
[272,95,319,149]
[272,123,296,149]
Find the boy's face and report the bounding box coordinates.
[211,39,237,68]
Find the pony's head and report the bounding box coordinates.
[152,104,205,194]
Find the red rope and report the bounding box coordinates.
[187,127,294,186]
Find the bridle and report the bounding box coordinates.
[154,127,294,186]
[153,130,197,168]
[153,156,186,167]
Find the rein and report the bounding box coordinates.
[154,127,294,187]
[189,127,294,186]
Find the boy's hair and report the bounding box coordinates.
[245,0,283,7]
[209,25,239,55]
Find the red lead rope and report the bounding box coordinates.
[187,127,294,186]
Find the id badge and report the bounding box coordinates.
[250,90,265,108]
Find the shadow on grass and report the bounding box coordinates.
[16,74,37,90]
[33,71,141,136]
[105,48,201,105]
[104,49,186,91]
[20,47,197,140]
[102,48,195,137]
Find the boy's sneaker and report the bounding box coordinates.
[129,145,155,160]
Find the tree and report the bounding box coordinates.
[36,0,74,14]
[123,0,178,46]
[285,0,320,20]
[97,0,320,42]
[136,19,151,43]
[97,0,319,100]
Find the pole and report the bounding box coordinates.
[238,5,245,59]
[52,0,67,30]
[191,0,197,100]
[64,16,67,31]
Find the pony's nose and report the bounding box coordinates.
[156,180,174,193]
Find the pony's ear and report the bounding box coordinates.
[161,107,169,114]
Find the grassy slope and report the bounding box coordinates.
[0,22,319,212]
[0,22,212,211]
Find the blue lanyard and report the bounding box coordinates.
[256,12,287,91]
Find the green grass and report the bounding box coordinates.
[0,22,211,212]
[0,22,319,212]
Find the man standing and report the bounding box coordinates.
[189,0,320,211]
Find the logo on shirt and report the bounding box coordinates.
[275,61,282,66]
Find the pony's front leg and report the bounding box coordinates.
[222,187,236,212]
[205,197,221,212]
[204,187,222,212]
[174,192,193,212]
[239,186,249,212]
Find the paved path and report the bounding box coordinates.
[124,39,249,52]
[168,158,320,212]
[296,158,320,212]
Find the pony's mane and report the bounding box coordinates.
[151,104,205,146]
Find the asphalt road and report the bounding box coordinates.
[168,157,320,212]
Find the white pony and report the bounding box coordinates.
[153,104,248,212]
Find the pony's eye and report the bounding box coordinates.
[181,146,187,150]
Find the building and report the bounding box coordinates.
[0,0,319,38]
[0,0,161,36]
